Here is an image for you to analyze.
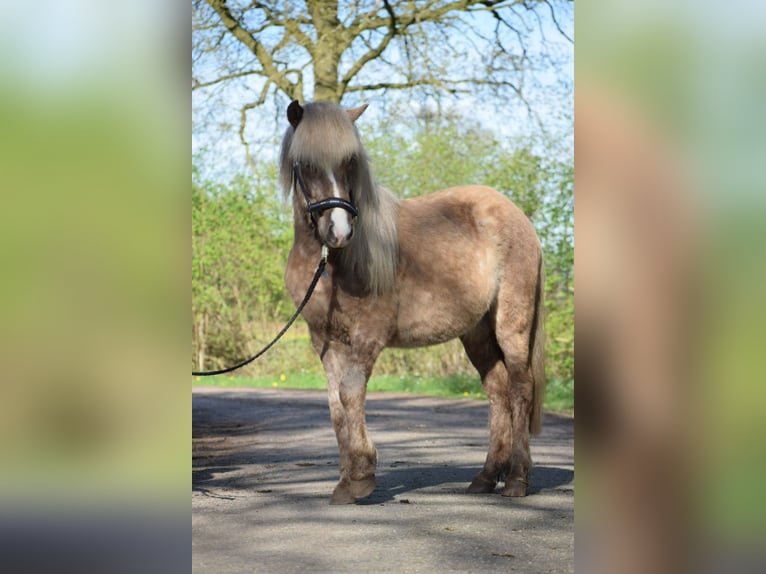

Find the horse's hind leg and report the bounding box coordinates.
[500,358,535,497]
[321,346,378,505]
[495,294,538,497]
[461,320,512,494]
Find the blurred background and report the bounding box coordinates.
[1,0,765,571]
[576,0,766,572]
[0,0,189,571]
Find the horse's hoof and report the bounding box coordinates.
[329,475,376,505]
[349,475,376,500]
[467,474,497,494]
[501,478,528,497]
[330,482,356,505]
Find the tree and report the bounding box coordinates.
[193,0,572,158]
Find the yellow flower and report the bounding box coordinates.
[463,391,469,397]
[195,377,200,382]
[272,382,278,388]
[280,374,286,382]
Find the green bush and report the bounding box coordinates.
[192,167,293,373]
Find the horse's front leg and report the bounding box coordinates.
[321,347,377,505]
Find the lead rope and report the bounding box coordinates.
[192,246,328,377]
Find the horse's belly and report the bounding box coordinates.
[388,326,466,348]
[390,258,498,348]
[390,290,490,348]
[389,186,518,347]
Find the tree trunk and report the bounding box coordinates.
[309,0,342,102]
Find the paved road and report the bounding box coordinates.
[193,387,574,573]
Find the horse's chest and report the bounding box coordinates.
[290,275,357,331]
[298,280,392,346]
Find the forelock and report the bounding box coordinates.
[287,102,362,169]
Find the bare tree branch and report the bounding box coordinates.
[543,0,573,44]
[193,69,261,91]
[340,1,399,92]
[239,80,272,168]
[193,0,572,152]
[346,79,462,94]
[204,0,300,99]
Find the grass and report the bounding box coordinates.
[543,378,575,412]
[192,372,573,413]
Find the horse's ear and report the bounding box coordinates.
[287,100,303,128]
[346,104,369,123]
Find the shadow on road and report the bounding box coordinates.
[360,464,574,504]
[192,388,574,503]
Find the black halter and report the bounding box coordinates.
[293,164,358,219]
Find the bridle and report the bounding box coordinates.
[293,164,358,221]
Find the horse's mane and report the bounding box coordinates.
[279,102,400,295]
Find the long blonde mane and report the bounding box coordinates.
[279,102,400,295]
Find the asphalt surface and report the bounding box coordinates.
[192,387,574,573]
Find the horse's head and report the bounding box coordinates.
[284,100,368,250]
[292,156,359,249]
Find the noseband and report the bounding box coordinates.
[293,165,358,220]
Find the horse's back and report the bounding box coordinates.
[401,185,537,242]
[399,185,539,266]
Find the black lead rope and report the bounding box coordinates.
[193,167,356,377]
[192,248,327,377]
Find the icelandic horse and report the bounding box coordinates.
[280,100,545,504]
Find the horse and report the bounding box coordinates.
[279,100,546,505]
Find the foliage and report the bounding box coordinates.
[192,164,292,371]
[540,160,574,388]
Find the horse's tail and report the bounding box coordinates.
[529,251,546,435]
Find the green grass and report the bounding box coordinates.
[543,378,574,412]
[193,372,574,413]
